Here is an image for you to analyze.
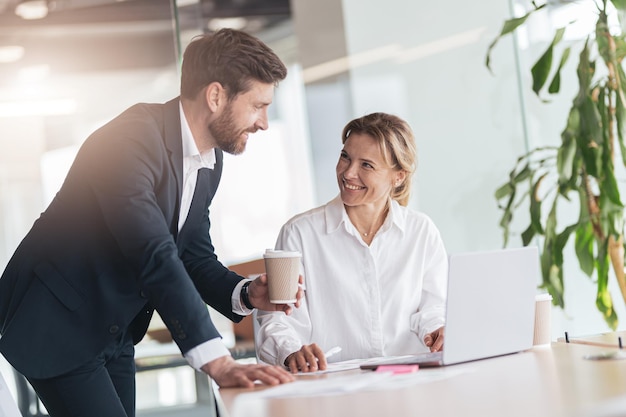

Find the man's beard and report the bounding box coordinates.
[208,106,251,155]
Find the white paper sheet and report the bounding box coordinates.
[229,358,471,417]
[294,355,417,376]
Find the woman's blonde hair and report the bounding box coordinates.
[341,112,417,206]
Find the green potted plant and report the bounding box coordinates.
[486,0,626,330]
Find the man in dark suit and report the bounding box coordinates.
[0,28,298,417]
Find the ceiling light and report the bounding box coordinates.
[0,46,25,63]
[18,64,50,83]
[207,17,248,32]
[15,0,49,20]
[0,98,77,118]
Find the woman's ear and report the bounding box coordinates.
[394,170,407,187]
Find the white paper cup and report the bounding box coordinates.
[533,293,552,346]
[263,250,301,304]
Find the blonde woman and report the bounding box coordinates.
[256,112,447,373]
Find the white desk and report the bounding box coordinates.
[218,342,626,417]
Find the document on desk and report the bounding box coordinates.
[285,367,467,396]
[296,359,369,375]
[297,355,418,376]
[231,366,469,417]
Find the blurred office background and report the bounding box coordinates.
[0,0,624,414]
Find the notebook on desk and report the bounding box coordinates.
[361,246,539,370]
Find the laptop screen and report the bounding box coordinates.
[442,246,538,365]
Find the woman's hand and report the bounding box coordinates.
[424,326,445,352]
[284,343,326,374]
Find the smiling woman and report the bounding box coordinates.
[337,114,413,244]
[255,112,448,374]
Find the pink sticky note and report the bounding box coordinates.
[375,364,419,374]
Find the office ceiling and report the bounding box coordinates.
[0,0,291,24]
[0,0,174,26]
[0,0,292,74]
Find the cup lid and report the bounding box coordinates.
[264,249,302,258]
[535,293,552,301]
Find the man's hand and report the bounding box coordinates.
[201,355,295,388]
[424,326,445,352]
[247,274,304,314]
[284,343,326,374]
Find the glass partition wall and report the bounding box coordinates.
[0,0,314,278]
[0,0,314,413]
[0,0,180,267]
[0,1,183,412]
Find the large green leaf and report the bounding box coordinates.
[556,224,578,265]
[498,201,513,229]
[599,191,625,238]
[498,189,515,246]
[596,292,618,330]
[599,159,623,207]
[607,208,625,239]
[521,224,536,246]
[610,0,626,12]
[540,236,553,288]
[575,40,594,102]
[595,238,618,330]
[542,246,565,308]
[529,173,547,235]
[616,66,626,166]
[531,27,566,96]
[595,10,612,64]
[576,95,603,177]
[512,163,532,183]
[540,200,566,308]
[495,182,514,200]
[548,47,571,94]
[597,87,609,149]
[557,126,577,184]
[576,95,601,149]
[575,221,595,276]
[485,3,547,72]
[571,46,599,180]
[615,36,626,61]
[559,108,582,195]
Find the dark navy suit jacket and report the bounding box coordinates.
[0,97,245,379]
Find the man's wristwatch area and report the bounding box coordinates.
[240,280,255,310]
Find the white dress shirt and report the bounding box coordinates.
[256,195,448,366]
[177,103,252,370]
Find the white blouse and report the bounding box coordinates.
[256,195,448,366]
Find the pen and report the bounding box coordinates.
[324,346,342,359]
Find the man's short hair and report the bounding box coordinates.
[180,28,288,100]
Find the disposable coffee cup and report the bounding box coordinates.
[533,293,553,346]
[263,249,301,304]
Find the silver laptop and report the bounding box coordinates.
[361,246,539,369]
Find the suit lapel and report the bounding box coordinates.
[207,149,223,204]
[163,97,184,239]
